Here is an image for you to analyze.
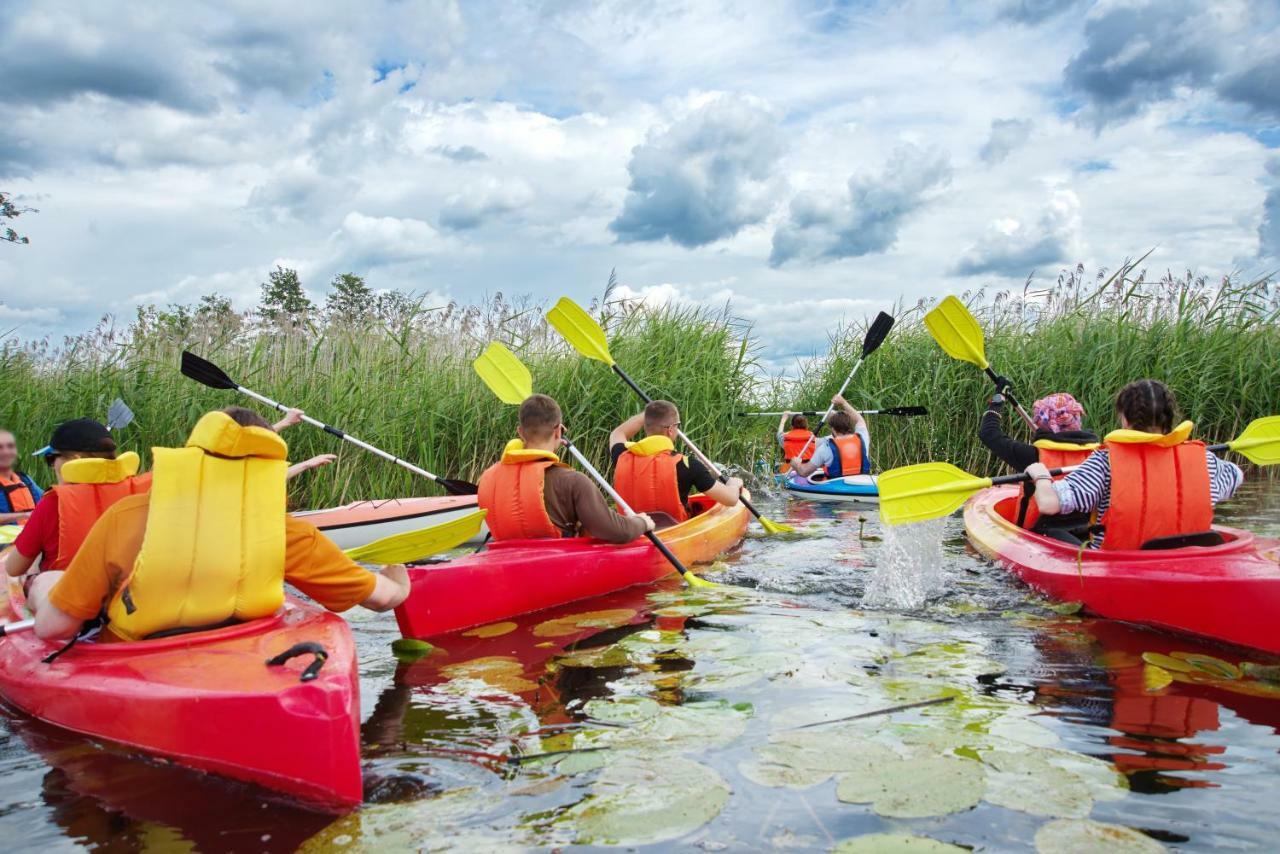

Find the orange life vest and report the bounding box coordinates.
[477,441,565,540]
[51,453,152,570]
[0,471,36,513]
[613,436,688,522]
[1101,422,1212,551]
[1018,440,1101,529]
[824,434,866,478]
[782,429,815,461]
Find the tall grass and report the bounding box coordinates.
[785,261,1280,474]
[0,294,768,509]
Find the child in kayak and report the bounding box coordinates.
[33,407,411,642]
[1026,379,1243,549]
[788,395,871,480]
[776,412,815,474]
[5,419,151,614]
[979,390,1099,537]
[0,428,42,525]
[482,394,656,541]
[609,400,743,522]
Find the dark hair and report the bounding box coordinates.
[62,445,116,461]
[1114,379,1178,434]
[222,406,274,430]
[519,394,563,441]
[790,414,809,430]
[644,400,679,431]
[827,411,855,434]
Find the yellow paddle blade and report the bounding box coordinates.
[759,515,797,535]
[473,342,533,405]
[547,297,615,366]
[1227,415,1280,466]
[924,295,989,370]
[878,461,995,526]
[344,510,487,564]
[684,571,716,588]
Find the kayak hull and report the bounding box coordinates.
[394,496,749,638]
[965,485,1280,654]
[780,473,880,504]
[0,594,362,811]
[295,495,483,550]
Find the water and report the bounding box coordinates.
[2,481,1278,851]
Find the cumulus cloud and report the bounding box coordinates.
[609,95,786,248]
[980,118,1032,164]
[953,189,1081,277]
[332,212,449,269]
[996,0,1081,24]
[438,177,534,231]
[769,144,951,267]
[1259,157,1280,261]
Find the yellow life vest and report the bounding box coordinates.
[106,412,289,641]
[60,452,141,484]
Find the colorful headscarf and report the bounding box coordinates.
[1032,393,1084,434]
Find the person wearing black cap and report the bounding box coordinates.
[4,419,151,614]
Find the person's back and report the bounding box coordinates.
[479,394,652,543]
[777,413,815,474]
[788,396,870,479]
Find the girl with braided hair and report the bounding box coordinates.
[1025,379,1243,549]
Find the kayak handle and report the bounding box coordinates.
[266,642,328,682]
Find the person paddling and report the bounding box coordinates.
[480,394,655,542]
[609,400,742,523]
[0,429,42,525]
[776,413,815,474]
[788,395,872,480]
[1026,379,1243,549]
[33,407,411,642]
[5,419,152,613]
[980,390,1099,537]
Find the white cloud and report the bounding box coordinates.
[954,189,1082,276]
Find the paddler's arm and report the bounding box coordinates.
[359,564,411,611]
[777,412,789,446]
[1024,462,1062,516]
[286,454,337,480]
[557,470,653,543]
[608,413,646,450]
[283,517,409,612]
[4,541,35,578]
[272,408,305,433]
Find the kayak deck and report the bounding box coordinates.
[781,473,880,504]
[965,485,1280,654]
[295,495,483,551]
[0,595,362,811]
[394,496,750,638]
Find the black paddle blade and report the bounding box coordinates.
[881,406,927,417]
[437,478,479,496]
[861,311,895,357]
[181,350,238,390]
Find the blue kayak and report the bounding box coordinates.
[779,473,879,504]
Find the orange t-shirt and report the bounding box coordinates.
[50,493,377,638]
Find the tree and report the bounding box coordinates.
[258,266,313,322]
[1,191,35,246]
[324,272,374,322]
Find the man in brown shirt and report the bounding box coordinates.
[477,394,652,543]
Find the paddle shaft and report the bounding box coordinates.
[742,408,923,417]
[560,436,694,579]
[983,367,1036,432]
[795,357,866,459]
[0,618,33,637]
[607,364,770,525]
[231,385,467,493]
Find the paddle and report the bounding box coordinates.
[740,406,927,418]
[473,342,713,588]
[180,351,477,496]
[107,398,134,431]
[924,295,1036,431]
[546,297,794,536]
[879,416,1280,526]
[793,311,896,460]
[0,618,33,637]
[343,509,487,564]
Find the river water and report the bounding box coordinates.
[1,481,1278,852]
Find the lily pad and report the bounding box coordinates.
[532,609,639,637]
[760,729,898,773]
[985,764,1093,818]
[737,760,831,789]
[1140,651,1193,673]
[439,656,538,693]
[1242,661,1280,683]
[1034,819,1165,853]
[834,834,967,852]
[390,638,435,663]
[836,756,985,818]
[1143,664,1173,692]
[568,756,730,846]
[582,696,661,725]
[1170,652,1240,680]
[462,621,518,639]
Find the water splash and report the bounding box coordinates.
[861,517,948,610]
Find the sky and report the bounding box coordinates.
[1,0,1278,370]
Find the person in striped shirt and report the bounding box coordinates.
[1026,379,1243,549]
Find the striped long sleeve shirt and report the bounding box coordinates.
[1052,448,1244,548]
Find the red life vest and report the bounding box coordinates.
[1101,422,1212,551]
[824,434,866,478]
[52,463,152,570]
[0,472,36,513]
[1019,439,1100,529]
[613,436,688,522]
[477,441,565,541]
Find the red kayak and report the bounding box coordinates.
[0,589,362,811]
[965,485,1280,654]
[395,496,750,638]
